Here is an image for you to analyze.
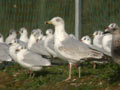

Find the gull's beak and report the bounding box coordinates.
[45,21,52,24]
[80,40,82,42]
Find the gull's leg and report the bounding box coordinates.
[78,66,81,78]
[64,62,72,81]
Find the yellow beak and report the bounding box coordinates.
[45,21,52,24]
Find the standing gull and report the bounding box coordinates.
[104,23,120,64]
[81,35,109,69]
[102,23,117,53]
[46,17,103,80]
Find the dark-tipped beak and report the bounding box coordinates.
[45,21,52,24]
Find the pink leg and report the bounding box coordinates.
[64,63,72,81]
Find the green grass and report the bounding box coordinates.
[0,61,120,90]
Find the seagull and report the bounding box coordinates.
[104,23,120,64]
[44,29,57,58]
[5,29,17,44]
[19,27,29,43]
[46,17,103,80]
[28,29,51,58]
[102,23,118,53]
[81,35,109,69]
[16,45,51,71]
[92,30,103,49]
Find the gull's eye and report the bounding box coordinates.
[110,24,114,28]
[96,32,98,35]
[9,32,12,35]
[84,38,86,40]
[21,30,23,33]
[56,18,60,22]
[112,28,117,31]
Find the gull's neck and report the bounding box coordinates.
[20,33,28,42]
[54,24,68,43]
[28,35,36,49]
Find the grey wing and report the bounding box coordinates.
[89,45,112,56]
[36,40,51,56]
[29,41,50,56]
[18,40,27,47]
[0,43,11,61]
[47,37,55,51]
[59,37,95,60]
[23,51,51,66]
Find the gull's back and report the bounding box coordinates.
[56,36,103,63]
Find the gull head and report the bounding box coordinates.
[8,39,18,46]
[15,45,27,53]
[92,31,103,38]
[81,35,91,45]
[19,27,28,35]
[31,29,42,36]
[46,29,53,36]
[104,23,119,34]
[45,17,64,26]
[105,23,119,31]
[8,29,17,37]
